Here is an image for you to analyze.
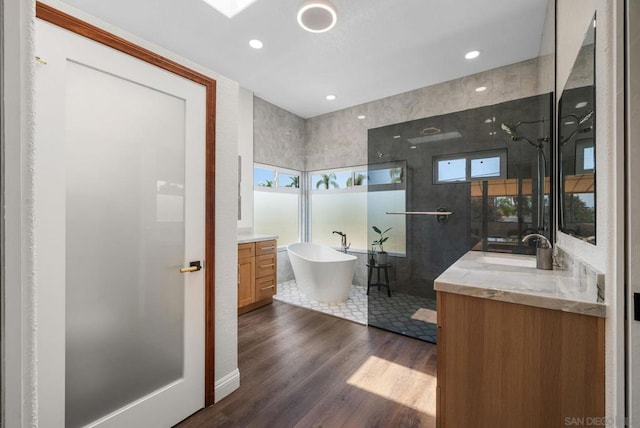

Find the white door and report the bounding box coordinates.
[34,19,206,427]
[628,0,640,425]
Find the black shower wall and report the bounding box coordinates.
[368,93,553,299]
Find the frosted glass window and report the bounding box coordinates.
[311,192,368,249]
[471,157,501,178]
[437,158,466,182]
[367,190,406,254]
[65,61,185,427]
[310,190,406,254]
[254,191,300,245]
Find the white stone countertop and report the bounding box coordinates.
[434,251,606,318]
[237,233,279,244]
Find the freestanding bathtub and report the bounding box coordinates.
[287,242,356,303]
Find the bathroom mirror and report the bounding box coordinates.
[558,13,596,244]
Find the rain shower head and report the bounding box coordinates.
[579,110,594,125]
[501,122,516,136]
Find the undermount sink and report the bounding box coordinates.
[477,255,536,268]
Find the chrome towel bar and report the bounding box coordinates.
[385,211,453,215]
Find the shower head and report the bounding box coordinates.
[579,110,594,125]
[501,122,516,136]
[501,122,544,149]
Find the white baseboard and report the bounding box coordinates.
[214,368,240,403]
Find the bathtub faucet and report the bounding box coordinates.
[332,231,350,253]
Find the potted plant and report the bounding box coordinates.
[372,226,391,265]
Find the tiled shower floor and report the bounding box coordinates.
[274,280,438,344]
[368,288,438,344]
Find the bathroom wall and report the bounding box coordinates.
[252,96,306,284]
[304,57,550,172]
[555,0,624,423]
[254,96,306,171]
[238,88,254,231]
[2,0,36,423]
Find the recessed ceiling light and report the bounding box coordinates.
[575,101,588,108]
[297,1,337,33]
[410,145,417,149]
[484,118,492,123]
[465,50,480,59]
[326,94,336,101]
[249,39,263,49]
[475,86,487,92]
[357,115,366,119]
[393,135,401,139]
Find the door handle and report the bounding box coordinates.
[180,260,202,273]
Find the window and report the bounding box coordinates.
[253,164,301,246]
[254,166,275,187]
[575,139,595,173]
[436,158,466,182]
[434,149,507,184]
[309,163,406,255]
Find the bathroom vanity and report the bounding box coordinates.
[237,234,278,315]
[435,251,605,427]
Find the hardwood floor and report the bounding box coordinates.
[177,301,437,428]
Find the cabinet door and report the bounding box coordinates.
[238,242,255,259]
[256,254,276,279]
[255,275,277,301]
[255,240,277,256]
[238,257,255,307]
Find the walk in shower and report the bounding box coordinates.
[366,93,553,343]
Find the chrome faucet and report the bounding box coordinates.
[332,231,351,253]
[522,233,553,270]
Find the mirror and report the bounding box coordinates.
[558,13,596,244]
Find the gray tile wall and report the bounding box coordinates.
[304,58,548,172]
[253,96,306,171]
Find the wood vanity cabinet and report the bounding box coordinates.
[238,240,277,315]
[436,291,605,428]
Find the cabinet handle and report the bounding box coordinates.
[260,285,275,291]
[260,264,275,268]
[260,245,275,251]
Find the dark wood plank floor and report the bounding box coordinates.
[177,301,437,428]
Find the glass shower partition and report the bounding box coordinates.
[366,94,553,343]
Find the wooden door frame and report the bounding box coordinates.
[35,2,217,407]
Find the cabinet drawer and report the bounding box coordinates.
[255,240,277,256]
[255,275,276,300]
[256,253,276,278]
[238,242,255,259]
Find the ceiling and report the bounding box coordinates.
[59,0,550,119]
